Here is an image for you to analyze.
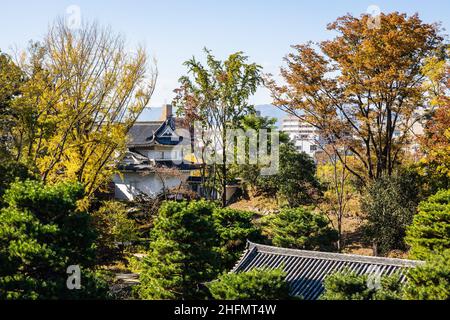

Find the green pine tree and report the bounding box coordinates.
[208,268,290,300]
[262,207,338,251]
[404,250,450,300]
[0,180,109,299]
[137,200,221,299]
[406,189,450,260]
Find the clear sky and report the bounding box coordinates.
[1,0,449,107]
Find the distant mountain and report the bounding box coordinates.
[255,104,288,128]
[138,104,288,128]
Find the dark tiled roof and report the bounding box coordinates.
[154,117,185,145]
[117,151,199,172]
[232,242,424,300]
[127,117,189,147]
[154,160,200,171]
[117,150,154,171]
[127,121,163,147]
[121,118,193,171]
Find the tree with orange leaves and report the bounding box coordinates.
[268,12,446,184]
[419,59,450,180]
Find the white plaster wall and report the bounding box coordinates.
[147,149,182,161]
[113,172,185,201]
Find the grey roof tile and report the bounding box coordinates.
[232,242,424,300]
[127,121,163,147]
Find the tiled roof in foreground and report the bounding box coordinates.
[232,242,424,300]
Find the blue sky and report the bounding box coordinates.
[1,0,449,107]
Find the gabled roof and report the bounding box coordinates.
[117,150,200,172]
[153,117,184,146]
[127,121,164,147]
[232,242,424,300]
[127,117,186,148]
[118,150,154,171]
[120,117,195,172]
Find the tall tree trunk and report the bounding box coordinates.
[221,131,227,207]
[372,240,379,257]
[337,222,342,252]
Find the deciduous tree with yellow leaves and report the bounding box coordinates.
[0,51,23,159]
[8,19,157,206]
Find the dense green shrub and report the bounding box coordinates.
[213,208,264,270]
[208,268,290,300]
[320,253,450,300]
[0,180,109,299]
[136,201,268,299]
[405,189,450,260]
[137,200,221,299]
[404,250,450,300]
[92,200,139,262]
[262,207,338,251]
[320,270,404,300]
[361,173,421,255]
[254,144,322,207]
[0,161,36,206]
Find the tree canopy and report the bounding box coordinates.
[404,250,450,300]
[137,200,220,299]
[0,180,108,299]
[212,207,264,270]
[136,200,267,299]
[6,20,157,206]
[268,12,446,183]
[92,200,139,263]
[262,207,338,251]
[255,143,322,207]
[406,189,450,260]
[208,268,290,300]
[416,56,450,192]
[321,270,404,300]
[0,52,23,159]
[174,49,263,206]
[361,172,421,256]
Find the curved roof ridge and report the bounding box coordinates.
[133,121,164,124]
[246,241,424,268]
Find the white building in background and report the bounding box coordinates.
[281,115,320,158]
[279,109,427,162]
[395,110,427,160]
